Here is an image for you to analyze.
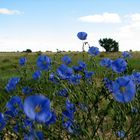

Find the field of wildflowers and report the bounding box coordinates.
[0,32,140,139]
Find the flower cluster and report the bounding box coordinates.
[0,32,139,139]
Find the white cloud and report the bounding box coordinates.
[127,13,140,22]
[78,12,121,23]
[111,13,140,51]
[0,8,22,15]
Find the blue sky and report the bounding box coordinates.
[0,0,140,52]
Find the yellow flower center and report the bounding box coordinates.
[120,86,126,93]
[35,105,41,113]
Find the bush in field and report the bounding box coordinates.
[23,49,32,53]
[99,38,119,52]
[0,32,139,139]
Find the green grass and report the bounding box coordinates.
[0,51,139,139]
[0,51,140,80]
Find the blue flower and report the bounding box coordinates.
[22,86,32,95]
[62,100,76,134]
[122,51,131,58]
[72,65,81,72]
[56,88,68,97]
[4,110,15,120]
[57,64,73,80]
[23,95,52,123]
[84,70,94,79]
[62,55,72,65]
[77,32,87,40]
[103,78,113,93]
[6,96,23,115]
[117,130,125,138]
[23,117,33,130]
[35,131,44,140]
[37,55,51,71]
[62,110,74,120]
[5,77,20,93]
[112,76,136,103]
[0,113,6,131]
[88,46,100,56]
[111,58,127,73]
[49,73,59,83]
[13,124,19,133]
[131,107,138,113]
[62,120,75,133]
[32,70,41,80]
[100,58,112,68]
[78,61,86,70]
[46,111,56,125]
[19,57,27,66]
[66,99,76,114]
[132,72,140,85]
[69,74,82,85]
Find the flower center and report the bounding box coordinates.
[43,61,47,65]
[120,86,126,93]
[35,105,41,113]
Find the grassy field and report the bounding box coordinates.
[0,51,140,139]
[0,51,140,80]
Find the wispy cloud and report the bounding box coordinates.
[0,8,22,15]
[78,12,121,23]
[125,13,140,22]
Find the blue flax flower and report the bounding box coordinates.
[57,64,73,80]
[73,61,87,72]
[62,100,76,133]
[23,117,33,130]
[5,77,20,93]
[72,65,81,72]
[78,61,86,70]
[23,95,52,123]
[49,73,59,83]
[66,99,76,114]
[46,111,56,125]
[132,72,140,85]
[112,76,136,103]
[84,70,94,79]
[77,32,87,40]
[6,96,23,115]
[62,99,76,121]
[62,120,75,134]
[88,46,100,56]
[37,55,51,71]
[56,88,68,97]
[117,130,125,138]
[131,107,138,113]
[22,86,32,95]
[69,74,82,85]
[32,70,41,80]
[103,78,113,93]
[0,113,6,131]
[111,58,127,73]
[4,110,15,121]
[100,58,112,68]
[19,57,27,66]
[122,51,131,58]
[62,55,72,65]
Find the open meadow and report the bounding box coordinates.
[0,50,140,139]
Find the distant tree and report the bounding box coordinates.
[23,49,32,53]
[36,51,42,56]
[99,38,119,52]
